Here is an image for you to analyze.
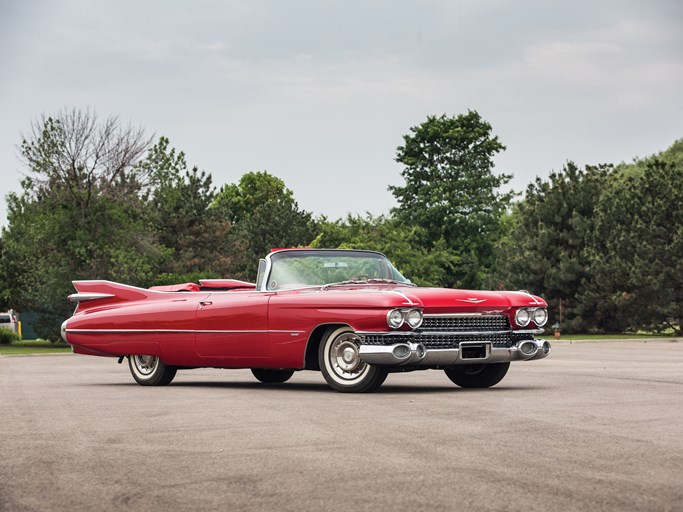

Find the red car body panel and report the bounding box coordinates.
[64,280,546,368]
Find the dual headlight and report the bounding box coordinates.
[387,308,423,329]
[514,307,548,327]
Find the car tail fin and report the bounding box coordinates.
[68,280,152,313]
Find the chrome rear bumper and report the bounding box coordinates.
[358,338,551,366]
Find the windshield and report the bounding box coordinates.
[266,250,410,290]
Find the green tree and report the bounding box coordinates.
[390,111,514,288]
[141,137,233,278]
[586,159,683,333]
[493,163,612,332]
[213,171,316,280]
[0,109,160,339]
[619,138,683,172]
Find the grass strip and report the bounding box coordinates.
[0,339,72,356]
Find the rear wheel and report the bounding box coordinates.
[128,355,177,386]
[319,327,388,393]
[444,362,510,388]
[251,368,294,384]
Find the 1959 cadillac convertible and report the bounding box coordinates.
[62,249,550,392]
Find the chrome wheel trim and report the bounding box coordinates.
[325,331,370,384]
[132,355,159,378]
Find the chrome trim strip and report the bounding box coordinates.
[516,329,545,335]
[67,292,115,303]
[65,328,306,334]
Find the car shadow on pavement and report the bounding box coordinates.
[84,380,548,393]
[375,384,547,394]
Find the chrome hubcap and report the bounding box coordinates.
[342,347,355,363]
[134,355,158,376]
[329,334,366,379]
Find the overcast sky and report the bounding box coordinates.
[1,0,681,226]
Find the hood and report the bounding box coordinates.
[399,287,546,315]
[280,284,546,314]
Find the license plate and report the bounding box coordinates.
[460,342,490,359]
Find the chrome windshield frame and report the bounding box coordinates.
[258,249,409,292]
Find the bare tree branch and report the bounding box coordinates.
[19,108,153,212]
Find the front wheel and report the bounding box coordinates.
[251,368,295,384]
[444,362,510,388]
[319,327,388,393]
[128,355,177,386]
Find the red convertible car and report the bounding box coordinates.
[62,249,550,392]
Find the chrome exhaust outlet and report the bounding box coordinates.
[393,343,412,360]
[359,343,412,365]
[518,340,539,359]
[359,342,426,365]
[513,339,551,361]
[405,342,427,364]
[531,340,551,360]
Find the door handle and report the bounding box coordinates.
[199,301,213,308]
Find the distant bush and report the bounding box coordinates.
[0,329,21,345]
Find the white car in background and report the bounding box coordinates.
[0,310,18,334]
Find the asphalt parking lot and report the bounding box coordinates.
[1,340,682,512]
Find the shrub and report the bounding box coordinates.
[0,329,21,345]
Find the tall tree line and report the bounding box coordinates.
[495,141,683,334]
[0,108,680,338]
[0,109,315,338]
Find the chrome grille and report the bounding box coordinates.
[361,332,533,349]
[418,315,510,332]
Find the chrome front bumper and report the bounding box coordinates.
[358,338,551,366]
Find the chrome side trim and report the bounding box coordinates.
[64,328,306,334]
[67,292,115,303]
